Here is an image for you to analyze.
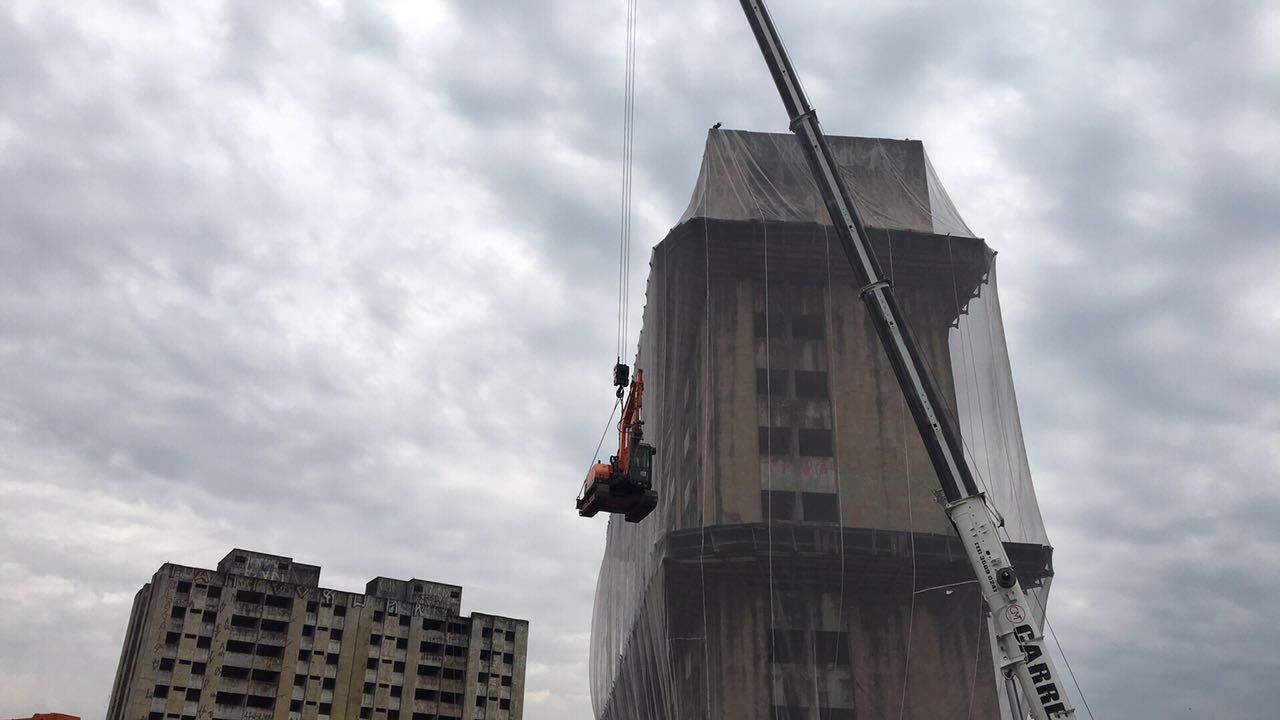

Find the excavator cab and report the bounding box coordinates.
[577,366,659,523]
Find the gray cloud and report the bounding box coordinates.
[1,1,1277,719]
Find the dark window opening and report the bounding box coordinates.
[366,658,378,670]
[152,685,169,699]
[202,610,217,623]
[393,661,405,673]
[176,581,192,594]
[396,637,408,650]
[255,643,284,658]
[754,311,786,338]
[245,696,274,710]
[756,369,789,396]
[504,630,515,642]
[415,688,437,701]
[442,668,462,681]
[373,611,385,622]
[220,666,250,680]
[250,669,279,683]
[801,492,840,523]
[390,685,402,698]
[196,636,211,649]
[264,595,292,610]
[331,628,343,640]
[501,676,512,687]
[235,590,263,604]
[762,490,796,521]
[191,662,207,675]
[206,586,222,599]
[158,658,175,671]
[318,703,332,715]
[294,674,306,687]
[792,314,826,339]
[502,653,513,664]
[290,700,303,713]
[814,630,851,664]
[399,615,411,627]
[322,677,336,690]
[230,615,257,629]
[758,426,791,455]
[793,370,829,398]
[767,629,809,663]
[499,699,510,710]
[164,632,180,646]
[185,689,201,702]
[325,653,339,666]
[221,636,250,652]
[215,692,245,706]
[364,681,375,693]
[261,618,288,633]
[797,428,833,457]
[334,605,346,617]
[423,619,443,632]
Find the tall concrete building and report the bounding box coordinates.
[589,129,1056,719]
[107,550,528,720]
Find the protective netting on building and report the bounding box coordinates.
[589,129,1053,720]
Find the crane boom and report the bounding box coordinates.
[737,2,1078,718]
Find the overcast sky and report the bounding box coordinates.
[1,1,1277,718]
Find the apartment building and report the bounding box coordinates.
[107,550,527,720]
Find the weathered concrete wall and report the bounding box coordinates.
[107,552,527,720]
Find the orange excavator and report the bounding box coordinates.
[576,363,658,523]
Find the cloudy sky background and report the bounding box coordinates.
[1,0,1277,718]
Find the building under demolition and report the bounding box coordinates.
[589,129,1055,719]
[107,549,528,720]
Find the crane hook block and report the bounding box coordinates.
[613,362,630,389]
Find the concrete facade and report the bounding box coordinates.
[106,550,528,720]
[588,130,1054,720]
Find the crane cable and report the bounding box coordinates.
[615,0,639,364]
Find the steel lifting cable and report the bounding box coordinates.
[821,223,848,720]
[615,0,639,364]
[889,227,920,720]
[698,142,714,719]
[721,133,780,710]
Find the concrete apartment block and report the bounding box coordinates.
[106,550,528,720]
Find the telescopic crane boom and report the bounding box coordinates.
[737,2,1078,718]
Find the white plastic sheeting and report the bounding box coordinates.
[589,129,1053,720]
